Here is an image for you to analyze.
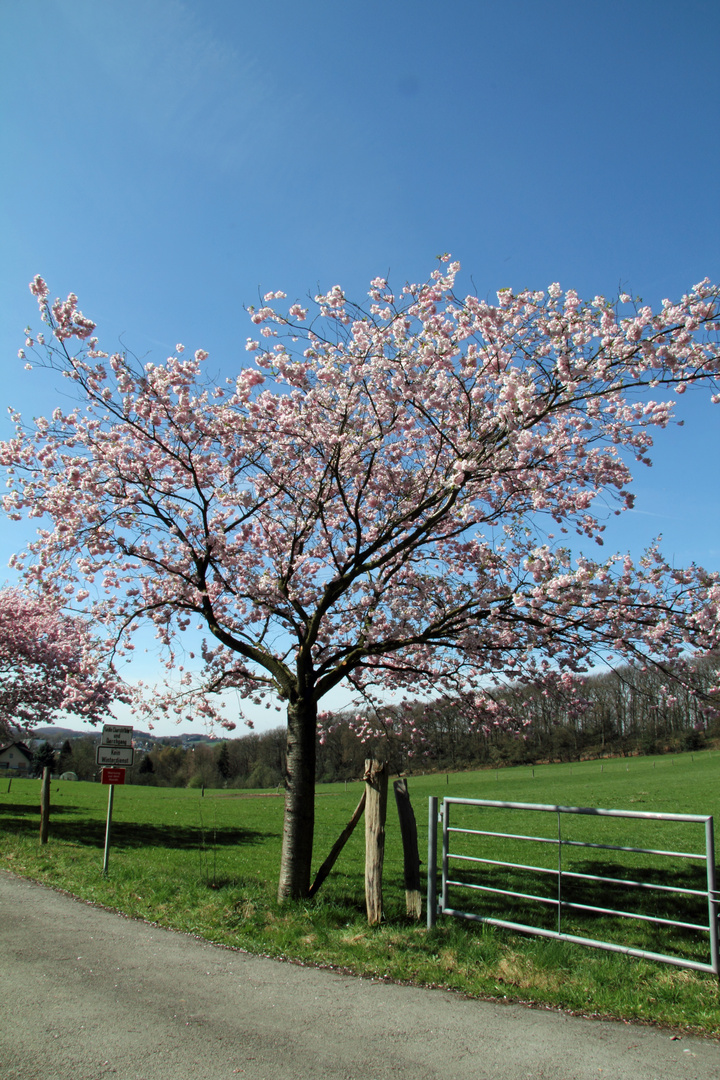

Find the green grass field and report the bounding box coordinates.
[2,750,719,1034]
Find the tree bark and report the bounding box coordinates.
[393,778,422,919]
[308,789,366,898]
[39,766,50,845]
[364,758,388,925]
[277,695,317,901]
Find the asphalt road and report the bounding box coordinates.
[1,871,718,1080]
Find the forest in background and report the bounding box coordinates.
[31,656,720,787]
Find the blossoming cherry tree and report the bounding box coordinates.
[3,259,720,898]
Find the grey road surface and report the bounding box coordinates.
[1,871,717,1080]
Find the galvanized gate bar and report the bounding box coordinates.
[445,876,710,929]
[450,854,710,896]
[427,796,437,930]
[442,798,712,822]
[430,797,720,977]
[446,878,560,906]
[449,825,705,860]
[706,817,718,975]
[439,908,718,975]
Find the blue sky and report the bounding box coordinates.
[1,0,719,735]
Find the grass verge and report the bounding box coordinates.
[2,751,719,1035]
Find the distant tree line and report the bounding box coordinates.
[314,655,720,778]
[134,729,287,789]
[129,655,720,786]
[32,656,719,787]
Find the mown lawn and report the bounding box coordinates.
[2,750,719,1034]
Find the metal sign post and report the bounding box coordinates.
[99,725,133,875]
[102,781,115,876]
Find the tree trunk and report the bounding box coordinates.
[277,695,317,901]
[393,778,422,919]
[364,758,388,924]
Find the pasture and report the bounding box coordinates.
[2,750,720,1033]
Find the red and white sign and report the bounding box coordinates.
[101,767,126,785]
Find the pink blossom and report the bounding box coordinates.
[0,588,128,737]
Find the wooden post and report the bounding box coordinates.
[393,778,421,919]
[308,789,366,898]
[39,766,50,844]
[364,758,388,925]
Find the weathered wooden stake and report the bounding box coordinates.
[39,766,50,845]
[364,758,388,925]
[308,789,366,898]
[393,778,421,919]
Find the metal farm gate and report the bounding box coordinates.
[427,797,720,976]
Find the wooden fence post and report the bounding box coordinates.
[393,778,422,919]
[39,766,50,844]
[364,758,388,925]
[308,789,366,898]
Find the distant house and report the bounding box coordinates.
[0,742,33,774]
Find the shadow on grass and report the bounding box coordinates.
[0,802,82,816]
[1,811,275,850]
[445,856,711,961]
